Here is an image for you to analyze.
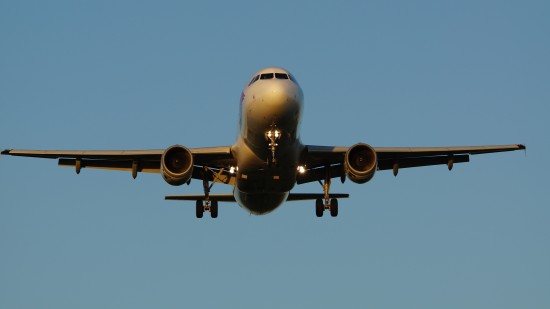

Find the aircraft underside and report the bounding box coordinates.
[235,190,289,215]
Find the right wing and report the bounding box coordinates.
[298,144,525,184]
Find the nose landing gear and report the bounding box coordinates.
[265,124,281,167]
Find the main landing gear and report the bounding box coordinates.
[196,199,218,219]
[195,166,221,219]
[315,166,339,217]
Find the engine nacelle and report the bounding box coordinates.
[161,145,194,186]
[345,143,378,184]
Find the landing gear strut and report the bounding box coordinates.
[195,166,222,219]
[316,165,339,217]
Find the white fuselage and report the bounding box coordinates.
[231,67,305,214]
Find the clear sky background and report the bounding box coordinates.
[1,1,548,308]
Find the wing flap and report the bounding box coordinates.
[2,149,163,159]
[58,158,160,173]
[377,154,470,170]
[375,144,526,159]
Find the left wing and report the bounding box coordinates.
[298,144,525,184]
[1,147,235,182]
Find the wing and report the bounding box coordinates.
[1,147,236,183]
[298,144,525,184]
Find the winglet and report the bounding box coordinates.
[518,144,527,157]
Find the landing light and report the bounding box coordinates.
[229,166,237,174]
[265,129,281,141]
[297,166,306,174]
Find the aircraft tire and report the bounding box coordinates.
[211,200,218,218]
[315,198,324,217]
[196,200,204,218]
[330,198,338,217]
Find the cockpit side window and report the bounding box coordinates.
[260,73,274,80]
[248,75,260,86]
[288,74,298,84]
[275,73,289,79]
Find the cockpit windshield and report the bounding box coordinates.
[248,71,298,87]
[275,73,289,79]
[260,73,274,80]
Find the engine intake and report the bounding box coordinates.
[161,145,194,186]
[345,143,377,184]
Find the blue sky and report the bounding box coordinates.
[1,1,548,308]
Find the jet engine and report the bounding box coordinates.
[345,143,378,184]
[161,145,194,186]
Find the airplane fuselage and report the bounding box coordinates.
[232,67,305,214]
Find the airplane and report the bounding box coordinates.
[1,67,525,218]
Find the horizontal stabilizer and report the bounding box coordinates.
[165,194,236,202]
[165,193,350,203]
[287,193,349,201]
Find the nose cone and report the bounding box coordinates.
[267,85,291,106]
[241,72,304,142]
[255,80,303,121]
